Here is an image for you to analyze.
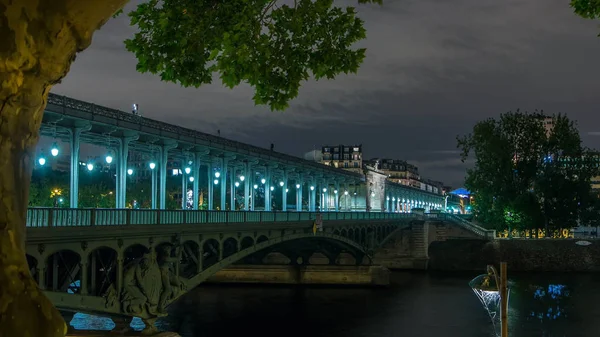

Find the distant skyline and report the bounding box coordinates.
[41,0,600,187]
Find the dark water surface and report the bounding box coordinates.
[72,272,600,337]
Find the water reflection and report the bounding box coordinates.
[68,272,600,337]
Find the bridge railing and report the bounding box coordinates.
[427,213,495,239]
[26,208,417,227]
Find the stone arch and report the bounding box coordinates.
[86,246,118,297]
[333,229,340,236]
[202,239,220,269]
[222,237,238,259]
[256,235,268,244]
[341,229,348,238]
[180,240,200,279]
[348,228,354,241]
[45,249,82,293]
[240,236,254,250]
[123,244,150,265]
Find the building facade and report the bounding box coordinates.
[319,144,363,173]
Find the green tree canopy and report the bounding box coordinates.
[124,0,380,110]
[458,111,599,235]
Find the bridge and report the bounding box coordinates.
[25,207,494,333]
[29,93,496,334]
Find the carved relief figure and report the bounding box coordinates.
[157,246,187,314]
[121,250,162,316]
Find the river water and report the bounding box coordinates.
[71,271,600,337]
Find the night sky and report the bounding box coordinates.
[46,0,600,187]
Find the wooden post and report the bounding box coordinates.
[500,262,508,337]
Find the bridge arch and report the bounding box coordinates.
[240,236,254,250]
[202,238,220,269]
[222,237,238,259]
[179,240,200,279]
[85,246,118,297]
[45,249,82,293]
[179,232,369,300]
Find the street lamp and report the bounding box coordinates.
[279,181,284,187]
[322,188,327,193]
[296,184,300,189]
[234,181,240,187]
[344,191,348,195]
[127,168,133,175]
[105,151,113,164]
[38,156,46,166]
[334,190,338,194]
[270,186,274,191]
[189,176,194,182]
[50,143,59,157]
[240,175,245,181]
[253,184,258,189]
[286,188,289,193]
[213,179,219,185]
[87,163,94,171]
[310,186,315,191]
[184,167,191,174]
[261,178,266,184]
[149,162,156,170]
[214,171,221,178]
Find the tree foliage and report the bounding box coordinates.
[571,0,600,35]
[457,111,599,234]
[124,0,380,110]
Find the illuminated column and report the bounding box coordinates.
[220,157,227,210]
[296,175,303,211]
[207,162,214,210]
[159,143,177,209]
[230,167,235,210]
[68,125,90,208]
[243,163,250,211]
[310,182,316,212]
[192,155,201,210]
[264,166,272,211]
[116,135,139,209]
[281,170,288,211]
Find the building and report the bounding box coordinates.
[364,158,421,188]
[319,144,363,173]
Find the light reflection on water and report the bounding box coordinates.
[69,272,600,337]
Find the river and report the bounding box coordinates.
[71,271,600,337]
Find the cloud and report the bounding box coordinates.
[48,0,600,187]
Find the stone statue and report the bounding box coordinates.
[120,250,162,316]
[374,160,379,170]
[157,246,187,314]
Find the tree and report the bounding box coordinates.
[3,1,380,333]
[571,0,600,21]
[457,111,598,236]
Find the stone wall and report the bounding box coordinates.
[428,239,600,272]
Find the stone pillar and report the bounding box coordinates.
[68,125,90,208]
[207,161,214,210]
[334,182,340,211]
[80,259,89,295]
[151,164,157,209]
[116,135,138,209]
[250,170,255,211]
[322,183,328,212]
[116,257,124,296]
[159,143,177,209]
[264,166,272,211]
[181,159,187,209]
[193,155,201,210]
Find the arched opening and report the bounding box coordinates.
[348,229,354,241]
[86,247,118,296]
[45,250,82,293]
[333,229,340,236]
[336,252,357,265]
[26,254,38,284]
[341,229,348,238]
[180,241,200,279]
[202,239,220,269]
[222,238,238,259]
[360,228,367,246]
[256,235,268,244]
[123,244,150,266]
[240,236,254,250]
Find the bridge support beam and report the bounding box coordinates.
[250,167,255,211]
[334,182,340,211]
[243,162,250,211]
[181,159,188,209]
[207,161,214,210]
[296,176,303,211]
[115,134,138,209]
[310,182,316,211]
[220,158,228,210]
[159,142,177,209]
[281,170,288,211]
[192,154,201,210]
[230,167,235,210]
[264,166,272,211]
[68,125,91,208]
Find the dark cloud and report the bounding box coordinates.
[47,0,600,187]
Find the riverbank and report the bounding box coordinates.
[205,264,391,286]
[428,238,600,272]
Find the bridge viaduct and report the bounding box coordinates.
[26,93,495,334]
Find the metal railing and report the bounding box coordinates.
[26,208,417,228]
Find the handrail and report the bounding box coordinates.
[25,208,416,228]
